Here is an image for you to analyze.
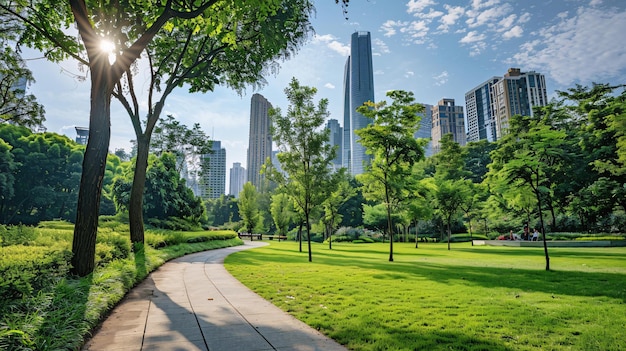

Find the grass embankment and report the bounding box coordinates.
[225,241,626,351]
[0,221,242,350]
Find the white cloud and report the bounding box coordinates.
[470,0,500,10]
[437,5,465,32]
[406,0,437,14]
[498,14,516,29]
[373,38,390,54]
[405,71,415,78]
[432,71,449,86]
[466,3,512,28]
[510,6,626,86]
[381,20,408,37]
[502,25,523,39]
[414,8,444,19]
[374,70,385,75]
[312,34,350,56]
[590,0,602,6]
[459,31,486,43]
[324,83,335,89]
[401,20,430,43]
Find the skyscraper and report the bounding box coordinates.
[246,93,272,188]
[344,31,375,175]
[342,58,351,171]
[431,98,466,154]
[200,140,226,199]
[413,104,434,157]
[465,77,500,143]
[490,68,547,139]
[325,118,343,171]
[229,162,246,198]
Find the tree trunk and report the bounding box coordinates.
[385,188,394,262]
[298,221,303,252]
[414,219,419,249]
[447,216,451,251]
[71,59,112,276]
[306,213,312,262]
[129,135,150,244]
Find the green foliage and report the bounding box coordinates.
[238,182,260,234]
[0,219,241,350]
[0,225,37,246]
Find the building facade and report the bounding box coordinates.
[465,77,500,143]
[229,162,246,198]
[343,31,375,175]
[431,98,466,154]
[246,93,272,188]
[491,68,548,139]
[199,141,226,199]
[413,104,434,158]
[325,118,343,171]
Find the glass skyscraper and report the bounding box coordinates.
[246,93,272,188]
[343,31,375,175]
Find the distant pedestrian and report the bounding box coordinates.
[532,228,539,241]
[523,225,529,240]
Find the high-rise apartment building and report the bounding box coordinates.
[431,98,466,154]
[199,140,226,199]
[465,68,547,142]
[229,162,246,198]
[343,31,375,175]
[414,104,434,157]
[75,126,89,145]
[491,68,547,139]
[325,118,343,171]
[465,77,500,143]
[246,93,272,188]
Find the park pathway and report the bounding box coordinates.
[82,241,347,351]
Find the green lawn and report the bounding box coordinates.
[224,241,626,351]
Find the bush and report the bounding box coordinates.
[0,225,38,247]
[0,246,71,300]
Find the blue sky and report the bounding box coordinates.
[24,0,626,187]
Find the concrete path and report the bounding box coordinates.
[82,241,347,351]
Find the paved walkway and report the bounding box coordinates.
[82,241,347,351]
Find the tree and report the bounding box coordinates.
[238,182,260,237]
[321,171,354,249]
[355,90,426,262]
[489,115,572,271]
[270,193,294,240]
[433,178,466,250]
[1,0,322,276]
[0,14,45,130]
[269,78,336,262]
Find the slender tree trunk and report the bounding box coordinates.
[534,174,550,271]
[385,188,394,262]
[298,221,303,252]
[306,213,312,262]
[71,58,112,276]
[129,135,150,244]
[447,216,451,251]
[414,219,419,249]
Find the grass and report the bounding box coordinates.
[224,241,626,351]
[0,223,242,351]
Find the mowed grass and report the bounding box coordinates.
[224,241,626,351]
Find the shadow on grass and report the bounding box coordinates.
[230,245,626,302]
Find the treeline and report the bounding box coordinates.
[0,124,207,229]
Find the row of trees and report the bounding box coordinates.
[1,0,349,276]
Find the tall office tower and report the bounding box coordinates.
[246,93,272,188]
[343,31,375,175]
[413,104,434,158]
[325,118,343,171]
[229,162,246,198]
[465,77,500,143]
[342,58,351,171]
[431,98,466,155]
[199,140,226,199]
[491,68,547,139]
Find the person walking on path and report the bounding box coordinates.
[82,241,347,351]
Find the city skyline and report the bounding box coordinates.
[21,0,626,178]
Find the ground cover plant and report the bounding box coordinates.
[0,221,242,350]
[225,241,626,351]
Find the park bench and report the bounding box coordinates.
[265,235,288,241]
[238,233,262,240]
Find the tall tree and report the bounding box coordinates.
[238,182,260,237]
[355,90,425,261]
[269,78,335,262]
[489,115,572,271]
[321,171,354,249]
[270,192,294,240]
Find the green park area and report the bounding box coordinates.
[226,240,626,351]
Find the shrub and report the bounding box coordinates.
[0,246,71,300]
[0,225,38,247]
